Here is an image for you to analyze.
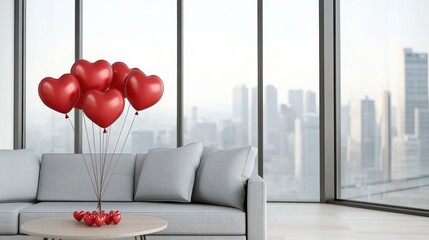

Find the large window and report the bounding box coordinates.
[83,0,177,153]
[340,0,429,210]
[26,0,75,154]
[0,0,14,149]
[183,0,257,150]
[263,0,319,201]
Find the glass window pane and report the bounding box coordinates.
[340,0,429,210]
[26,0,75,153]
[183,0,257,151]
[0,0,14,149]
[263,0,320,201]
[83,0,177,152]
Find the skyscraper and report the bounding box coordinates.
[397,48,428,136]
[349,97,376,170]
[233,84,249,146]
[396,48,429,176]
[294,114,320,193]
[265,85,278,153]
[414,108,429,172]
[305,90,317,114]
[289,89,304,119]
[251,87,258,147]
[278,104,295,156]
[376,91,391,181]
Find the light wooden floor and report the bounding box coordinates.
[267,203,429,240]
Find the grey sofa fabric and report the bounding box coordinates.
[19,202,245,235]
[247,175,266,240]
[37,153,135,202]
[134,142,203,202]
[0,203,34,234]
[0,149,40,202]
[134,153,147,194]
[192,147,258,210]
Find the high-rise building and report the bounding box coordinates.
[376,91,391,181]
[294,114,319,193]
[265,85,278,153]
[349,97,376,170]
[233,84,249,146]
[414,108,429,173]
[278,104,295,157]
[251,87,258,147]
[397,48,428,136]
[305,90,317,114]
[392,135,420,179]
[289,89,304,119]
[191,122,217,147]
[132,130,155,152]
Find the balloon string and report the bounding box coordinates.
[102,112,137,198]
[83,115,100,201]
[101,104,131,186]
[91,122,100,200]
[100,126,110,199]
[67,114,98,199]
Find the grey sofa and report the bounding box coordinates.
[0,149,266,240]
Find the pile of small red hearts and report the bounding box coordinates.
[73,210,122,227]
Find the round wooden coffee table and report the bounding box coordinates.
[21,215,167,240]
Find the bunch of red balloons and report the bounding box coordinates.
[38,59,164,131]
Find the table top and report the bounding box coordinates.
[20,215,168,239]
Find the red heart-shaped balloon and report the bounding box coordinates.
[94,215,105,227]
[83,89,125,129]
[111,62,132,95]
[125,69,164,111]
[112,213,122,225]
[38,74,80,114]
[71,59,112,92]
[73,211,85,222]
[84,214,95,227]
[74,94,84,109]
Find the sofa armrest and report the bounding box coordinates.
[247,175,267,240]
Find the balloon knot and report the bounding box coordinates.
[135,111,139,116]
[103,129,107,134]
[65,114,69,119]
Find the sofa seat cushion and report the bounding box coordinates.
[19,202,245,235]
[0,203,34,234]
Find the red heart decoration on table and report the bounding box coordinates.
[73,211,85,222]
[71,59,112,92]
[83,89,125,129]
[38,74,80,114]
[84,214,95,227]
[111,62,132,95]
[94,215,106,227]
[125,69,164,111]
[112,213,122,225]
[105,214,112,225]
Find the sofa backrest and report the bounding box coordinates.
[37,153,135,202]
[134,153,147,194]
[0,149,40,202]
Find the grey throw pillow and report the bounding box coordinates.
[0,149,40,202]
[192,146,258,210]
[134,142,203,202]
